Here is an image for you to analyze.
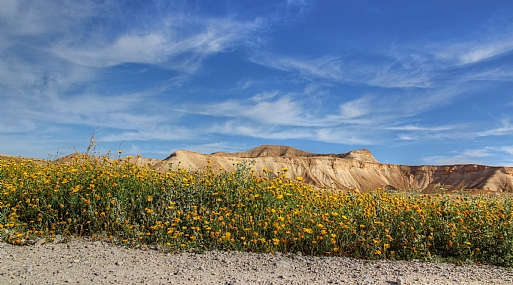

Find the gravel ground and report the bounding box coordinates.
[1,239,512,285]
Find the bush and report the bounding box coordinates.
[1,156,512,266]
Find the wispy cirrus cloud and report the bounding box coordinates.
[433,35,513,66]
[389,124,465,142]
[181,93,318,127]
[177,90,471,145]
[249,51,436,88]
[2,0,512,166]
[181,92,385,129]
[477,118,513,137]
[209,121,311,140]
[337,97,378,119]
[422,155,481,165]
[0,87,170,132]
[250,19,513,91]
[0,0,264,141]
[101,126,195,142]
[207,120,372,145]
[422,146,513,166]
[1,0,261,78]
[186,142,249,155]
[53,17,258,73]
[500,146,513,155]
[386,125,459,132]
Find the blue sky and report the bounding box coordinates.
[1,0,513,166]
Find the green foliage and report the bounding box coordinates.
[1,156,512,267]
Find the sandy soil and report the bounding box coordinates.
[1,239,512,285]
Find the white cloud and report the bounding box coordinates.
[429,23,513,67]
[250,20,513,91]
[390,123,472,142]
[422,146,513,166]
[239,80,255,89]
[461,148,491,158]
[250,52,433,88]
[339,97,372,119]
[0,0,97,40]
[207,120,372,145]
[315,128,372,145]
[247,96,307,125]
[184,92,399,129]
[209,121,311,140]
[0,0,263,144]
[397,134,418,141]
[249,90,280,102]
[0,0,262,98]
[0,83,188,146]
[55,33,170,67]
[303,83,330,96]
[500,146,513,155]
[250,54,349,85]
[422,155,479,165]
[2,1,513,164]
[176,88,484,146]
[52,17,257,73]
[386,125,458,132]
[187,142,248,154]
[101,127,194,142]
[477,118,513,136]
[422,148,490,165]
[0,134,66,159]
[457,41,513,65]
[184,94,318,127]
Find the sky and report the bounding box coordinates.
[1,0,513,166]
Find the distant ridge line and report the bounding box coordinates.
[210,144,379,163]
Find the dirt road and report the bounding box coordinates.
[1,239,512,285]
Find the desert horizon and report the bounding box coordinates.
[3,2,513,283]
[3,144,513,193]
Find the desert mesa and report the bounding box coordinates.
[3,145,512,193]
[125,145,513,193]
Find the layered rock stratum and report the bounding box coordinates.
[3,145,513,193]
[143,145,513,193]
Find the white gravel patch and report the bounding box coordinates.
[1,239,512,285]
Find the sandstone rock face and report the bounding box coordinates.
[3,145,512,193]
[155,145,513,193]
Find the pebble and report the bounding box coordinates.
[1,239,512,285]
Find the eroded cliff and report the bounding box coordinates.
[150,145,513,193]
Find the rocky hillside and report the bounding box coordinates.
[3,145,512,193]
[149,145,513,193]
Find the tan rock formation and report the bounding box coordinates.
[157,145,513,193]
[3,145,512,193]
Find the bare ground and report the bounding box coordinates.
[1,239,512,285]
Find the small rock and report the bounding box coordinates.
[396,276,404,285]
[34,238,46,247]
[54,235,63,243]
[274,260,290,268]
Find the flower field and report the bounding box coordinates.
[1,155,513,266]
